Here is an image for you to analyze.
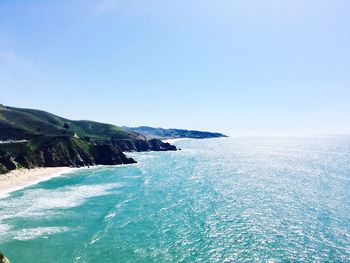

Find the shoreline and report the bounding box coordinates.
[0,163,138,199]
[0,167,74,199]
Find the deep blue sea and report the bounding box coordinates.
[0,137,349,262]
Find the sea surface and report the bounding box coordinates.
[0,137,349,262]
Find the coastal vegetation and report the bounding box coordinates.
[0,105,176,174]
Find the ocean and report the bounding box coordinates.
[0,137,349,262]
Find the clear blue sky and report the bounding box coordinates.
[1,0,349,135]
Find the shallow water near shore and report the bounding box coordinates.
[0,137,349,262]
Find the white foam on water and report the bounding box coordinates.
[13,226,71,241]
[0,223,12,240]
[122,175,141,179]
[89,236,101,245]
[105,211,116,220]
[0,183,122,218]
[0,183,123,239]
[162,138,190,144]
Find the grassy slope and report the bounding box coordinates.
[0,105,141,141]
[0,105,181,174]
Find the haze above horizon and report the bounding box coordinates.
[1,0,349,136]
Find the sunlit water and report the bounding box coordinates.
[0,137,349,262]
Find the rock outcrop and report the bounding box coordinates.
[92,144,136,165]
[0,252,10,263]
[0,136,137,173]
[111,139,177,152]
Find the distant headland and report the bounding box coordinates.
[123,126,228,140]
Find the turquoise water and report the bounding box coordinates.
[0,137,350,262]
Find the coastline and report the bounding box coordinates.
[0,167,74,199]
[0,163,138,199]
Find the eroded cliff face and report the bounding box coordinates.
[92,144,136,165]
[0,105,179,174]
[111,139,177,152]
[0,152,16,174]
[0,135,177,174]
[0,136,137,174]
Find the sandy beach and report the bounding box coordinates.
[0,167,74,198]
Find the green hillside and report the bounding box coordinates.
[0,105,141,141]
[0,104,176,174]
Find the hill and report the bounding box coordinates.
[123,126,228,140]
[0,105,140,141]
[0,105,176,174]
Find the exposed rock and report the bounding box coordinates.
[0,136,138,174]
[0,150,17,173]
[0,104,178,174]
[93,144,136,165]
[111,139,177,152]
[0,251,10,263]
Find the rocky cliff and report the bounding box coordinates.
[0,105,181,174]
[111,138,177,152]
[0,136,137,174]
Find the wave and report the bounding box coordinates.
[0,182,123,242]
[13,227,71,241]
